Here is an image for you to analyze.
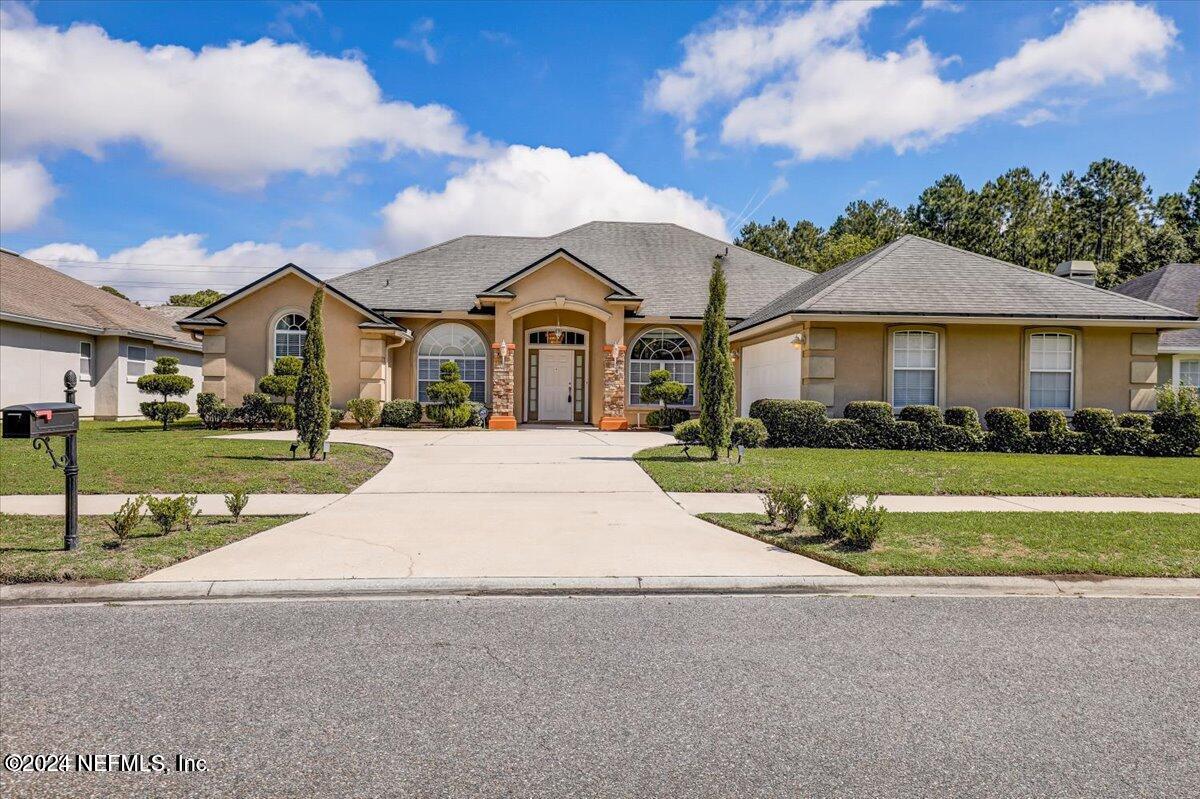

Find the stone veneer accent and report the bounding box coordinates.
[489,341,517,429]
[599,343,628,430]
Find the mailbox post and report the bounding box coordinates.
[2,371,81,551]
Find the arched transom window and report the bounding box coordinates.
[274,313,307,359]
[629,328,695,405]
[418,323,487,403]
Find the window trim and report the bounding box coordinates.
[268,308,309,369]
[1024,328,1080,412]
[884,326,945,409]
[627,326,698,409]
[1172,353,1200,387]
[79,340,93,382]
[414,321,490,405]
[126,344,148,383]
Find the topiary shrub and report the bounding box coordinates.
[272,402,296,430]
[346,397,380,428]
[258,356,301,405]
[672,418,703,458]
[748,399,828,448]
[1116,412,1151,430]
[1029,409,1068,434]
[380,399,422,428]
[730,417,768,450]
[1071,407,1116,438]
[196,392,229,430]
[641,369,688,430]
[137,356,194,429]
[648,407,690,429]
[294,287,330,459]
[238,392,275,429]
[897,404,942,429]
[844,401,894,428]
[426,361,473,428]
[944,406,982,430]
[983,407,1031,453]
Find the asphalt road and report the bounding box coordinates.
[2,595,1197,799]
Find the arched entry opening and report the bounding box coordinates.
[524,326,588,422]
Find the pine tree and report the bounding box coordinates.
[294,287,330,458]
[698,256,735,459]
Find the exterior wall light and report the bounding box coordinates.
[790,334,804,350]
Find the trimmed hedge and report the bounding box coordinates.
[648,407,691,429]
[747,398,1198,457]
[381,399,423,428]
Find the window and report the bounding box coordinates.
[891,330,937,408]
[528,330,585,346]
[79,341,92,381]
[1029,332,1075,410]
[127,345,147,381]
[274,313,308,359]
[1179,359,1200,387]
[629,328,694,405]
[418,323,487,403]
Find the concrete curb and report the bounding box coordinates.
[3,575,1198,606]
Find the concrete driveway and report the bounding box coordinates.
[142,427,844,581]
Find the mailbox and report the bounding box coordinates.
[2,402,81,438]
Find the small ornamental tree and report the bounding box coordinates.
[137,355,194,429]
[698,256,735,459]
[640,368,687,429]
[294,288,331,458]
[258,356,301,405]
[426,361,473,428]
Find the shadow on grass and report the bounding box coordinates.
[0,546,63,554]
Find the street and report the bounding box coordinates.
[2,595,1197,798]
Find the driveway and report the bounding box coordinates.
[142,427,844,581]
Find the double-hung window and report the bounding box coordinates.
[79,341,93,381]
[1178,358,1200,387]
[891,330,937,408]
[1029,333,1075,410]
[127,345,147,382]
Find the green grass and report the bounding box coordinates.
[0,419,391,495]
[0,514,298,584]
[701,511,1200,577]
[635,445,1200,497]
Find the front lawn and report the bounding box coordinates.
[635,446,1200,497]
[0,514,298,584]
[0,419,391,495]
[701,511,1200,577]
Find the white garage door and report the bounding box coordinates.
[740,335,803,416]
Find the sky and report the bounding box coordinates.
[1,0,1197,302]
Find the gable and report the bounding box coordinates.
[490,253,628,310]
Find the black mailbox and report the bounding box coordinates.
[2,402,81,438]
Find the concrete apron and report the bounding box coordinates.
[139,428,848,582]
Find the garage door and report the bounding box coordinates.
[740,335,802,416]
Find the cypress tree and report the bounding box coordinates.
[699,256,735,459]
[295,287,331,458]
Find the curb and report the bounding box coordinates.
[3,575,1199,606]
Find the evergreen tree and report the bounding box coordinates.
[294,287,330,458]
[698,256,735,459]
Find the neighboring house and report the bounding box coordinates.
[1112,263,1200,388]
[177,222,1198,429]
[0,249,202,419]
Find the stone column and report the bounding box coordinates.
[599,342,629,430]
[488,341,517,429]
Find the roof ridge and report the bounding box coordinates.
[797,236,911,311]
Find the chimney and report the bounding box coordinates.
[1054,260,1097,287]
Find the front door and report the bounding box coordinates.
[538,349,574,421]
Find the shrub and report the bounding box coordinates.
[807,483,852,540]
[136,356,194,429]
[1116,412,1151,430]
[1029,409,1068,434]
[944,406,981,430]
[730,417,768,451]
[238,393,275,429]
[984,407,1030,453]
[329,407,346,427]
[822,418,870,449]
[766,484,807,529]
[196,392,229,429]
[467,402,488,428]
[698,256,736,458]
[1151,385,1200,456]
[346,397,380,428]
[844,401,894,428]
[224,489,249,522]
[143,494,199,535]
[295,287,331,459]
[647,407,690,429]
[842,497,885,550]
[426,361,473,428]
[749,399,828,447]
[380,399,423,428]
[104,497,145,547]
[897,404,942,429]
[760,491,782,526]
[272,402,296,430]
[934,424,982,452]
[641,369,689,431]
[673,418,703,458]
[258,356,301,405]
[1071,407,1116,437]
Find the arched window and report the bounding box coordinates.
[418,323,487,403]
[629,328,695,405]
[274,313,307,359]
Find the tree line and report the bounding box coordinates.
[735,160,1200,287]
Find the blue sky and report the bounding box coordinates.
[1,0,1196,301]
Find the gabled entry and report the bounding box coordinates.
[525,326,588,423]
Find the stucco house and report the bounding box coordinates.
[176,222,1198,429]
[0,248,202,419]
[1113,263,1200,388]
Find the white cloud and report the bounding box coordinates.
[23,234,376,303]
[0,158,57,230]
[394,18,438,64]
[380,145,728,251]
[0,5,488,189]
[652,2,1178,160]
[682,128,702,159]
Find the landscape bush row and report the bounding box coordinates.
[747,385,1200,457]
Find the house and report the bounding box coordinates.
[1112,263,1200,388]
[0,248,202,419]
[176,222,1198,429]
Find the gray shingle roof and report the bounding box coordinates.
[1113,263,1200,349]
[733,235,1198,332]
[329,221,814,319]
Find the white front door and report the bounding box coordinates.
[538,349,574,421]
